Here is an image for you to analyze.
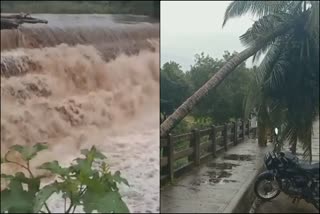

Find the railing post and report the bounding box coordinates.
[255,124,258,139]
[211,125,216,157]
[242,119,245,140]
[237,119,241,141]
[247,119,251,138]
[233,121,237,146]
[167,133,174,183]
[188,130,194,163]
[224,123,228,151]
[192,129,201,166]
[161,138,168,176]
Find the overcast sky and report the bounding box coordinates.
[161,1,260,71]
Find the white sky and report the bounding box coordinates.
[161,1,260,71]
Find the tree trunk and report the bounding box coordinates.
[258,120,268,147]
[160,20,298,137]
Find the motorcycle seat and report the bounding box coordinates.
[299,162,320,174]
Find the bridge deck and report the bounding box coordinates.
[161,120,319,213]
[160,138,267,213]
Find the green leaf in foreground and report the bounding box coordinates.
[1,144,130,214]
[1,180,34,213]
[10,143,48,161]
[81,146,107,161]
[113,171,129,187]
[14,172,41,195]
[82,190,130,213]
[33,183,59,213]
[37,161,69,177]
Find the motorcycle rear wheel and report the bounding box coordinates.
[254,173,281,201]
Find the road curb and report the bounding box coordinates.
[223,145,271,213]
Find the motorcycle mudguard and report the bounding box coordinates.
[257,170,275,179]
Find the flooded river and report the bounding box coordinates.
[1,14,159,213]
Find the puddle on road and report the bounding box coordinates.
[190,177,206,186]
[188,186,201,192]
[189,169,238,186]
[223,154,255,161]
[207,162,239,169]
[223,179,237,183]
[188,162,242,186]
[188,160,244,187]
[207,170,232,184]
[207,170,232,178]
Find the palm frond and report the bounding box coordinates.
[298,124,312,162]
[263,52,290,91]
[226,1,318,161]
[268,99,285,122]
[256,37,286,84]
[280,121,298,148]
[252,45,270,63]
[222,1,298,27]
[239,12,294,48]
[244,37,287,119]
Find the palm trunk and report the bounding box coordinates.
[160,20,298,137]
[257,104,269,147]
[258,121,268,147]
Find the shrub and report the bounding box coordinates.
[1,143,130,213]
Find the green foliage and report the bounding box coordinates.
[1,143,129,213]
[161,51,255,134]
[10,143,48,161]
[171,119,190,134]
[186,51,254,123]
[160,61,191,116]
[222,1,301,27]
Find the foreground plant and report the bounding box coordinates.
[1,143,130,213]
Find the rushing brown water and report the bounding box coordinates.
[1,14,159,213]
[0,14,159,51]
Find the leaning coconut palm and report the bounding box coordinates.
[160,1,318,137]
[245,39,318,158]
[244,3,319,161]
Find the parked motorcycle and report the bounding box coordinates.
[254,128,320,210]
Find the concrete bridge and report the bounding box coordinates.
[160,119,319,213]
[160,119,262,213]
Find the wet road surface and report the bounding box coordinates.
[161,138,267,213]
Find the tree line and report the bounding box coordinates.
[161,51,255,132]
[0,1,160,19]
